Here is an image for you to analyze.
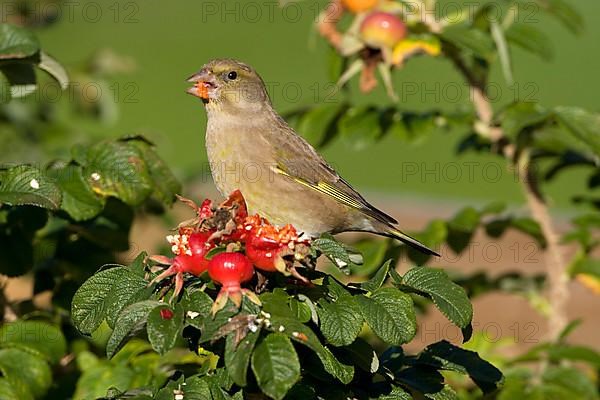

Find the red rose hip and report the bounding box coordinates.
[360,11,407,49]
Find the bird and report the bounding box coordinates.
[186,58,438,256]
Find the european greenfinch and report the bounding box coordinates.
[187,59,438,256]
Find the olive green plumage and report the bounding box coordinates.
[187,58,438,256]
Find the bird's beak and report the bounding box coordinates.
[186,70,217,101]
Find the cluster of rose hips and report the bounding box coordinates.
[148,191,312,313]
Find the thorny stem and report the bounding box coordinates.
[448,51,568,342]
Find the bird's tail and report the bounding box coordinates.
[379,225,440,257]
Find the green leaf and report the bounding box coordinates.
[260,288,294,318]
[181,289,213,327]
[490,20,513,85]
[377,386,412,400]
[147,304,184,354]
[0,321,66,364]
[38,51,68,89]
[46,163,104,221]
[251,333,300,400]
[337,106,382,150]
[225,329,260,387]
[71,266,128,334]
[288,296,312,323]
[356,288,416,346]
[1,62,36,98]
[360,259,392,293]
[317,295,363,346]
[344,337,379,373]
[536,0,583,34]
[505,23,553,61]
[417,340,503,394]
[126,137,181,205]
[80,140,154,206]
[402,267,472,329]
[181,376,212,399]
[313,234,354,268]
[501,102,551,140]
[546,344,600,368]
[106,300,161,358]
[0,378,18,400]
[510,217,546,247]
[395,366,445,397]
[540,365,598,399]
[0,71,10,104]
[0,165,61,210]
[350,238,389,277]
[104,269,149,328]
[554,106,600,159]
[0,348,51,399]
[268,316,354,384]
[73,363,134,400]
[297,103,345,147]
[0,24,39,59]
[440,24,494,60]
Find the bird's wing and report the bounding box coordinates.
[271,126,398,226]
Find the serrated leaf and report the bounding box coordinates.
[317,295,363,346]
[377,386,412,400]
[126,137,181,205]
[360,259,392,292]
[0,165,61,209]
[81,140,154,205]
[104,269,149,328]
[356,288,416,346]
[0,24,39,59]
[71,267,128,334]
[402,267,472,329]
[313,234,354,268]
[417,340,503,394]
[0,348,51,399]
[225,329,260,386]
[0,321,66,364]
[251,333,300,400]
[268,316,354,384]
[46,163,104,221]
[337,106,382,150]
[181,376,212,399]
[181,289,213,328]
[147,304,184,354]
[106,300,161,358]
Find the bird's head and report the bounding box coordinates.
[187,59,270,113]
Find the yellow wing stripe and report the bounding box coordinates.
[273,166,384,222]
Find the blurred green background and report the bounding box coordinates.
[12,0,600,210]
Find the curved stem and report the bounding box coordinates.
[449,53,568,341]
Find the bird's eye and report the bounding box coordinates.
[227,71,237,80]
